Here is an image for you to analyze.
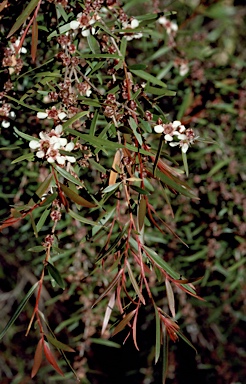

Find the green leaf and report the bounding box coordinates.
[47,262,65,289]
[102,182,122,194]
[162,325,169,384]
[143,246,196,296]
[14,126,39,142]
[0,282,39,340]
[45,334,75,352]
[89,109,99,136]
[130,185,149,195]
[154,304,161,364]
[54,166,84,188]
[176,330,197,353]
[36,208,50,233]
[62,111,89,130]
[90,338,121,348]
[137,196,146,231]
[5,95,42,112]
[126,260,145,304]
[129,117,142,146]
[154,168,197,199]
[28,173,53,205]
[68,209,100,226]
[207,159,230,177]
[60,183,97,208]
[145,85,175,96]
[28,246,45,253]
[182,151,189,177]
[130,69,167,88]
[129,64,147,70]
[88,158,107,173]
[11,152,34,164]
[7,0,40,38]
[87,34,101,54]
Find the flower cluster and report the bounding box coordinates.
[122,18,143,41]
[154,120,197,153]
[29,125,76,165]
[158,16,178,36]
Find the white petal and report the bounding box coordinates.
[36,150,45,158]
[164,134,173,141]
[177,134,187,140]
[65,142,75,151]
[2,120,10,128]
[37,112,48,119]
[10,111,16,118]
[53,141,61,149]
[39,131,49,140]
[158,17,167,25]
[47,157,55,163]
[55,124,63,135]
[154,124,164,133]
[172,120,181,129]
[58,138,67,147]
[131,19,139,29]
[171,22,178,32]
[169,142,179,147]
[56,156,66,165]
[182,143,189,153]
[29,140,40,149]
[70,20,80,30]
[66,156,76,163]
[86,89,92,97]
[179,125,186,133]
[58,112,67,121]
[82,28,90,37]
[21,47,27,54]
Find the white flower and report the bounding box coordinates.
[29,125,76,165]
[37,112,48,119]
[70,20,80,30]
[179,63,189,76]
[154,124,164,134]
[158,16,178,35]
[1,120,10,128]
[131,19,139,29]
[82,28,90,37]
[58,112,67,121]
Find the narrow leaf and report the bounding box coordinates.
[45,334,75,352]
[31,338,43,378]
[109,150,121,186]
[43,341,64,376]
[112,309,136,336]
[11,152,34,164]
[90,338,121,348]
[182,151,189,177]
[54,166,84,188]
[14,126,39,142]
[36,208,50,233]
[68,209,100,226]
[162,325,169,384]
[7,0,40,38]
[46,262,65,289]
[176,330,197,353]
[60,183,97,208]
[126,260,145,304]
[31,18,38,62]
[165,278,175,318]
[102,182,122,194]
[92,269,124,308]
[130,69,167,88]
[101,293,115,335]
[28,173,53,205]
[154,305,161,364]
[0,282,38,340]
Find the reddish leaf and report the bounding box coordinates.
[31,338,43,378]
[31,18,38,62]
[112,309,136,337]
[165,278,175,318]
[43,341,64,376]
[60,183,96,208]
[109,150,121,185]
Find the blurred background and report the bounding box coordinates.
[0,0,245,383]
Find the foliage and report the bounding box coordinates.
[0,0,245,383]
